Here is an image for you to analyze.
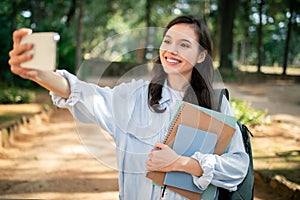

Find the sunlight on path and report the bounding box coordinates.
[0,108,119,200]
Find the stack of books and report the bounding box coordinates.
[146,101,237,199]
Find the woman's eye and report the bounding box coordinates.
[163,39,171,44]
[180,43,190,48]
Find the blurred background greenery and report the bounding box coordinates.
[0,0,299,88]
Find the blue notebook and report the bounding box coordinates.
[164,124,218,193]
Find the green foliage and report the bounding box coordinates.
[0,0,299,85]
[0,87,36,104]
[230,98,268,126]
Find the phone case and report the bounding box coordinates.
[20,32,60,71]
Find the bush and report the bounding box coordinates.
[0,87,36,104]
[230,99,269,126]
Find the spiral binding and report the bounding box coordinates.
[163,101,186,144]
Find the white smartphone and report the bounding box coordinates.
[20,32,60,70]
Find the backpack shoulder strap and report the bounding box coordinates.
[217,89,255,200]
[215,88,229,112]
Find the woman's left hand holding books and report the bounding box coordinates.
[146,142,180,172]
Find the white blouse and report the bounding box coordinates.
[50,70,249,200]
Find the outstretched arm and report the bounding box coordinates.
[8,28,71,99]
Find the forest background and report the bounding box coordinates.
[0,0,299,88]
[0,1,300,199]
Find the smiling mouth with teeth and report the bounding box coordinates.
[166,57,181,64]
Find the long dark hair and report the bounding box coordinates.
[148,15,215,112]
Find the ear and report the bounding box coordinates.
[197,50,207,63]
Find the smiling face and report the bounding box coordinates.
[159,23,205,81]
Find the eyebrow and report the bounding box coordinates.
[164,35,193,44]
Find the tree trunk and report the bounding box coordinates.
[282,0,294,76]
[219,0,239,71]
[257,0,264,73]
[66,0,77,27]
[240,0,250,65]
[75,0,84,72]
[143,0,152,62]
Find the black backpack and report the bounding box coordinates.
[215,88,254,200]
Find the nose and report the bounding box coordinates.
[167,45,178,55]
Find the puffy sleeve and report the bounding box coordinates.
[191,95,249,191]
[50,70,117,135]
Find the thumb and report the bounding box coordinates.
[154,142,167,150]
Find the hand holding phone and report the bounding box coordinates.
[20,32,60,71]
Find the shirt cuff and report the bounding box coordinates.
[191,152,216,190]
[50,70,81,108]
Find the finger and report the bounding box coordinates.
[8,53,33,67]
[10,64,29,75]
[146,164,151,171]
[154,142,167,150]
[145,160,152,170]
[9,43,34,57]
[13,28,32,48]
[151,147,159,152]
[10,65,37,80]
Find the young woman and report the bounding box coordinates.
[8,15,249,200]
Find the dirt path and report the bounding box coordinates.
[1,80,299,199]
[0,108,119,200]
[0,109,289,200]
[226,81,300,126]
